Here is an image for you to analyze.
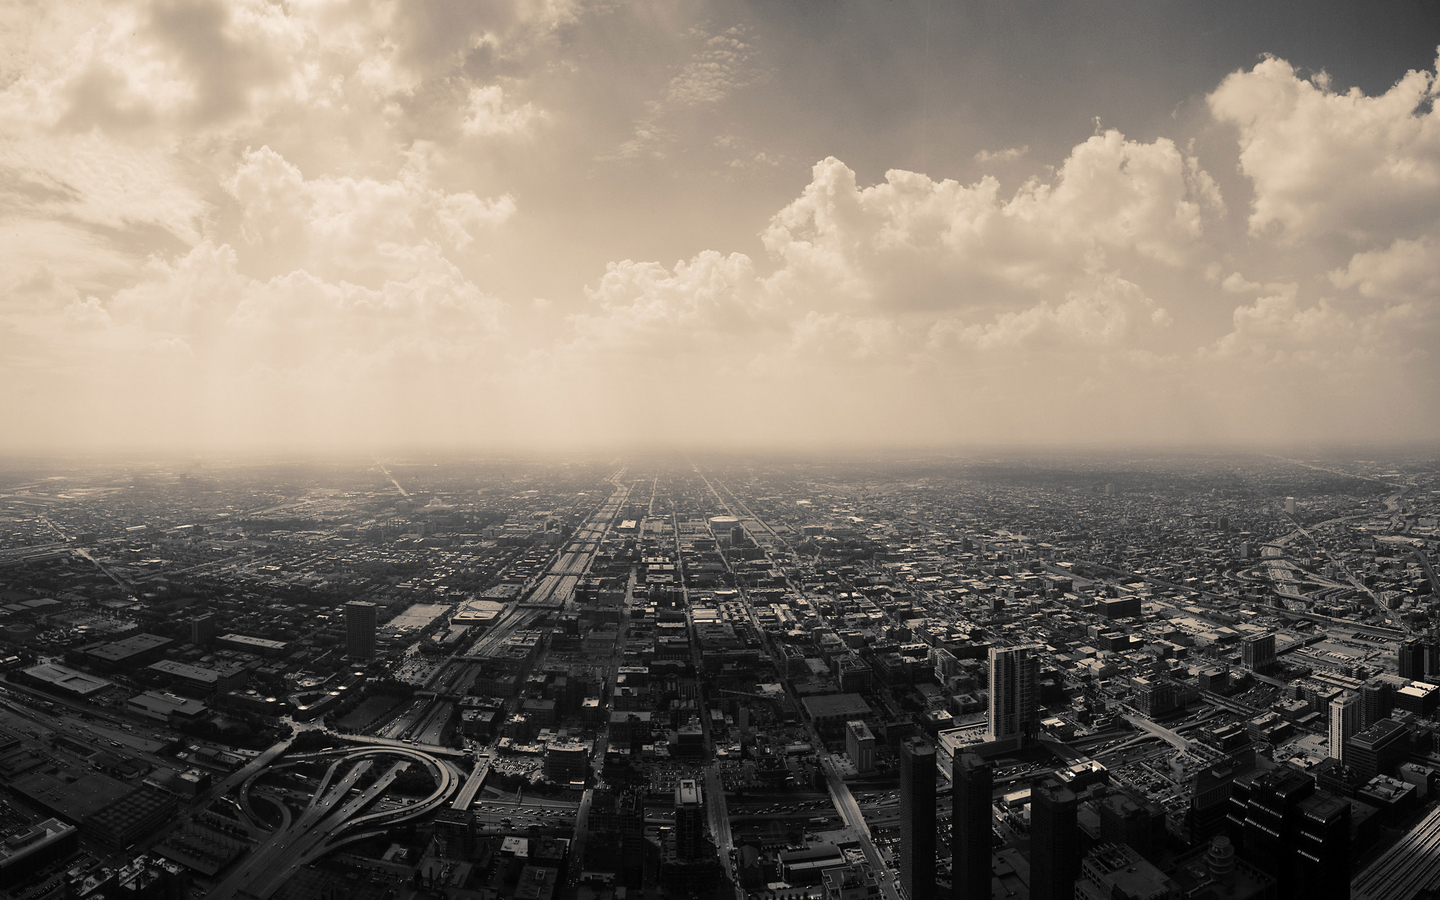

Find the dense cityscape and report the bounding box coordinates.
[0,450,1436,900]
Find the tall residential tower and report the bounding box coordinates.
[345,601,378,660]
[988,644,1041,745]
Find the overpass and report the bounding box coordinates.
[212,745,456,899]
[450,755,491,811]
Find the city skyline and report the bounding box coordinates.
[1,2,1438,453]
[1,448,1439,896]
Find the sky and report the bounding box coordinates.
[2,0,1438,454]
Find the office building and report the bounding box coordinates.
[345,601,378,660]
[1400,639,1426,681]
[432,809,477,859]
[1359,679,1391,728]
[1134,677,1178,718]
[188,614,216,646]
[1425,632,1440,680]
[846,720,876,774]
[952,752,993,900]
[1329,692,1361,763]
[585,787,648,888]
[1241,633,1276,675]
[987,644,1041,745]
[898,737,936,900]
[674,779,705,862]
[543,741,589,785]
[1346,718,1409,781]
[1189,760,1241,843]
[1226,768,1350,900]
[1030,776,1079,900]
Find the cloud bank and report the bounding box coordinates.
[1,1,1437,451]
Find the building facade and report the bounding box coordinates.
[345,601,378,660]
[898,737,936,900]
[987,644,1041,745]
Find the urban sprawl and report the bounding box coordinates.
[0,452,1438,900]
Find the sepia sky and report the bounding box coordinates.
[2,0,1439,453]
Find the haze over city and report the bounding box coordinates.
[9,5,1440,900]
[0,1,1437,453]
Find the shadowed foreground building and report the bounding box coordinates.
[1076,843,1179,900]
[1226,767,1350,900]
[1030,775,1079,900]
[899,737,936,900]
[661,779,723,897]
[953,752,993,900]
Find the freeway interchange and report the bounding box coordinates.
[207,744,457,900]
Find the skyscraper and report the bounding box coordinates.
[898,737,936,900]
[1030,776,1080,900]
[988,644,1041,745]
[345,600,378,660]
[674,779,706,861]
[1424,631,1440,680]
[1329,692,1361,763]
[1227,768,1350,900]
[952,752,994,900]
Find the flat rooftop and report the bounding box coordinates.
[801,693,873,719]
[22,663,112,697]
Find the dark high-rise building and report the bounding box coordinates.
[1189,760,1241,843]
[1099,791,1165,861]
[1400,639,1426,680]
[1293,794,1350,900]
[1359,680,1392,728]
[674,779,706,861]
[952,753,993,900]
[188,614,216,646]
[898,737,936,900]
[619,789,648,888]
[345,600,378,660]
[1425,632,1440,680]
[1346,718,1409,781]
[1241,633,1276,674]
[1030,776,1080,900]
[1226,768,1351,900]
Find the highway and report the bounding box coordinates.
[210,745,456,900]
[373,458,410,498]
[820,753,903,900]
[202,736,296,806]
[522,480,630,609]
[1120,715,1194,752]
[704,763,740,889]
[451,755,492,810]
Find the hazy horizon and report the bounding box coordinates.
[3,1,1438,453]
